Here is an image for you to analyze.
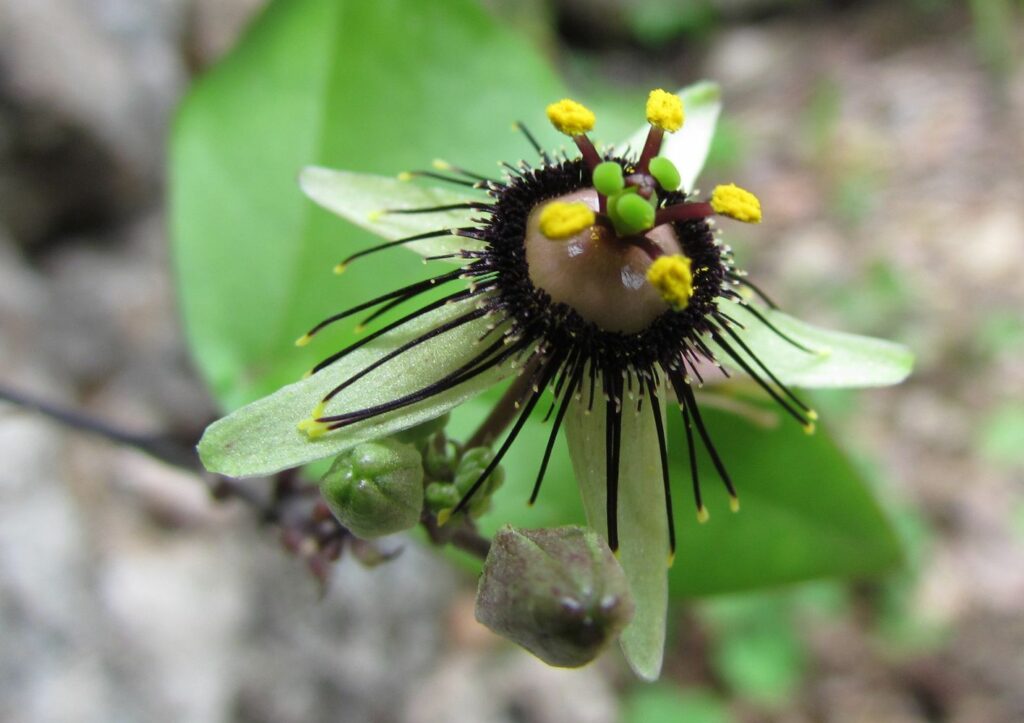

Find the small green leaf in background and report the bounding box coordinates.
[701,596,807,708]
[623,685,734,723]
[171,0,563,411]
[978,403,1024,469]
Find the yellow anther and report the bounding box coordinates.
[297,401,329,439]
[538,201,596,240]
[546,98,596,136]
[729,496,741,513]
[295,333,312,348]
[696,506,710,524]
[646,255,694,310]
[710,184,762,224]
[646,89,685,132]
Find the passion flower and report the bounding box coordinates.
[198,83,912,679]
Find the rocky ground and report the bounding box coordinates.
[1,1,1022,722]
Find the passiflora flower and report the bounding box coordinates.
[198,83,911,679]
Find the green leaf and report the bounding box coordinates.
[623,82,721,193]
[171,0,563,410]
[562,388,669,681]
[712,300,914,388]
[668,401,903,596]
[198,300,515,478]
[299,168,486,260]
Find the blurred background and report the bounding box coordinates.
[1,0,1022,721]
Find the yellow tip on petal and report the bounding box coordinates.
[396,171,414,182]
[295,333,312,347]
[697,506,710,524]
[297,401,329,439]
[710,184,762,224]
[646,254,694,310]
[437,508,452,527]
[729,495,741,513]
[333,263,347,275]
[667,550,676,568]
[302,369,313,379]
[546,98,596,137]
[431,159,452,171]
[538,201,596,240]
[807,409,819,421]
[367,209,384,222]
[646,89,684,132]
[804,421,817,436]
[354,323,366,334]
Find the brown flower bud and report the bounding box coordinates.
[475,525,634,668]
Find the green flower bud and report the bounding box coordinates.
[476,525,634,668]
[454,447,505,517]
[320,439,424,538]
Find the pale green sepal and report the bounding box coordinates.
[563,375,669,681]
[299,167,487,260]
[622,81,721,193]
[712,300,915,388]
[199,298,514,478]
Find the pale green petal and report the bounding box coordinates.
[563,377,669,681]
[621,82,721,193]
[299,167,487,259]
[711,300,914,388]
[199,298,513,477]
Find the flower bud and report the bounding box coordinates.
[475,525,634,668]
[453,447,505,517]
[320,439,424,538]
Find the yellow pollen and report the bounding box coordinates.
[697,506,710,524]
[729,495,741,513]
[538,201,596,240]
[646,89,685,132]
[295,333,312,347]
[710,184,762,224]
[546,98,596,136]
[646,255,694,310]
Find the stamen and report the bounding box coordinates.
[298,268,463,344]
[538,201,596,240]
[512,121,552,164]
[646,380,676,564]
[398,170,478,188]
[674,377,739,502]
[710,184,762,224]
[337,229,459,270]
[646,255,694,310]
[431,159,492,183]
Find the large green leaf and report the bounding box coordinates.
[667,402,903,596]
[171,0,563,410]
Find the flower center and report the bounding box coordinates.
[524,189,683,334]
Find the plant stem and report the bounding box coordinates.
[465,358,540,449]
